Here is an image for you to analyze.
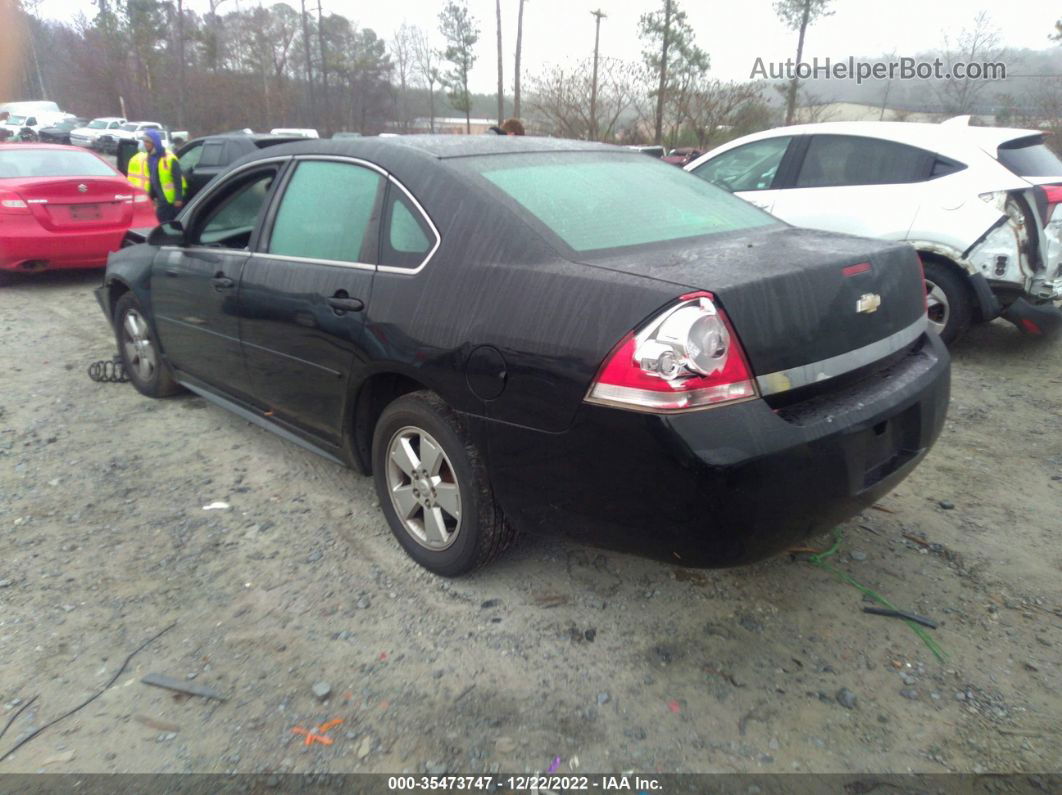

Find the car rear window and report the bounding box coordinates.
[997,136,1062,177]
[461,152,775,253]
[0,149,116,178]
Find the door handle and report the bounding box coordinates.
[211,274,235,290]
[327,296,364,313]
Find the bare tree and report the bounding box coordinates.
[680,80,764,148]
[411,26,441,132]
[774,0,833,125]
[390,23,415,131]
[299,0,316,122]
[529,56,646,141]
[513,0,527,118]
[934,11,1005,115]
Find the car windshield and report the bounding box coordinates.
[0,149,116,178]
[7,115,27,125]
[997,136,1062,177]
[56,119,79,130]
[88,120,109,129]
[460,151,776,254]
[120,123,138,131]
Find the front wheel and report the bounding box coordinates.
[371,391,515,576]
[922,260,973,345]
[113,292,181,398]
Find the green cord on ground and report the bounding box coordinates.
[805,528,946,662]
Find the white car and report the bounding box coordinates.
[69,117,127,150]
[686,118,1062,342]
[269,127,319,138]
[99,121,168,153]
[0,110,75,141]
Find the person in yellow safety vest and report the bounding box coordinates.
[127,129,187,223]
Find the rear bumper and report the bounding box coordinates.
[485,333,950,567]
[0,227,127,271]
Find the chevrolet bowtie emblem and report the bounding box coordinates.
[857,293,881,313]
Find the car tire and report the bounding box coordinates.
[922,260,973,345]
[113,292,181,398]
[372,390,516,576]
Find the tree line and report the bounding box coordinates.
[5,0,1061,151]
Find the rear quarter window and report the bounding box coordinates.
[462,152,776,254]
[997,136,1062,177]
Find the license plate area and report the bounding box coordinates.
[68,203,103,221]
[855,403,922,490]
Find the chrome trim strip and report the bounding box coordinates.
[755,315,927,397]
[253,252,376,271]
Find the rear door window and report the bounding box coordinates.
[380,186,436,269]
[198,142,226,168]
[997,136,1062,177]
[267,160,383,263]
[178,141,204,171]
[795,135,930,188]
[690,137,792,192]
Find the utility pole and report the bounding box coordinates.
[300,0,316,124]
[589,9,605,141]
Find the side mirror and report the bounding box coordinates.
[147,220,186,247]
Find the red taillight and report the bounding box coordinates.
[1041,185,1062,226]
[585,291,757,413]
[0,189,29,214]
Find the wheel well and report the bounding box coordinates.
[916,251,980,321]
[107,280,130,322]
[351,373,427,475]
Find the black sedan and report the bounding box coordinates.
[95,136,950,576]
[176,132,305,199]
[37,117,87,145]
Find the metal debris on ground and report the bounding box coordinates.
[863,606,939,629]
[141,672,228,701]
[87,357,128,383]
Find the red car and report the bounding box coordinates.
[0,143,157,273]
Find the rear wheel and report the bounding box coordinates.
[922,259,973,345]
[113,292,181,398]
[372,390,515,576]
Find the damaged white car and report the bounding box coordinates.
[686,118,1062,343]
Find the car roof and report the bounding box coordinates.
[247,134,618,162]
[728,120,1042,154]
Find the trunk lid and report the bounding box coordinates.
[12,178,133,231]
[581,226,926,380]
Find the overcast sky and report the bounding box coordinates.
[39,0,1060,95]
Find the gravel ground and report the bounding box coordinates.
[0,269,1060,775]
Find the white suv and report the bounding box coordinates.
[69,117,127,150]
[686,118,1062,342]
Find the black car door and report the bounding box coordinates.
[239,157,385,445]
[150,160,288,398]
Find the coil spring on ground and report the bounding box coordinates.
[88,357,128,383]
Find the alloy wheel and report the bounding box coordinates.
[121,308,157,383]
[924,278,949,336]
[385,426,462,551]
